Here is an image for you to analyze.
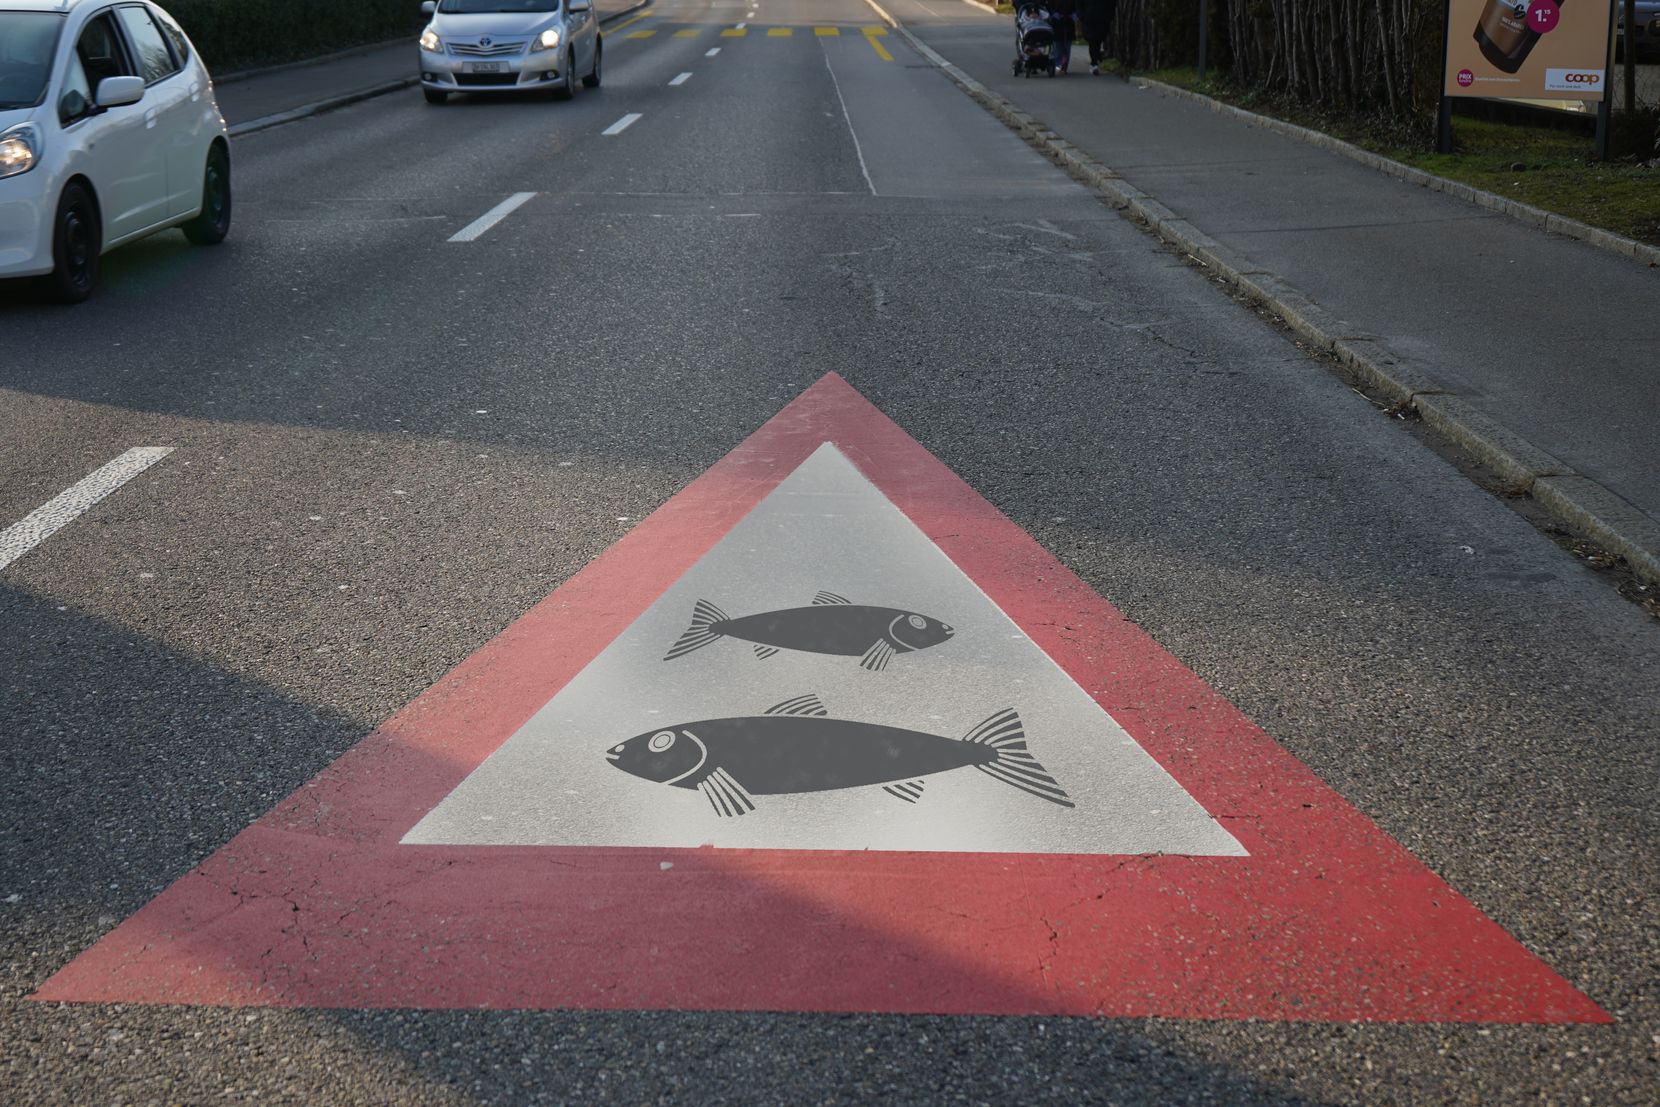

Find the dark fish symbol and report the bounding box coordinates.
[663,592,954,672]
[605,693,1074,816]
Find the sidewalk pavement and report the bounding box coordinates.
[877,0,1660,580]
[210,0,645,132]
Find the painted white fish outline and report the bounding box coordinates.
[664,592,955,672]
[605,694,1075,816]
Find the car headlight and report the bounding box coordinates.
[420,29,441,52]
[530,28,560,52]
[0,123,40,181]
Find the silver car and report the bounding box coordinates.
[417,0,601,104]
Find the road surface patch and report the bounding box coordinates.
[30,376,1611,1022]
[0,448,173,572]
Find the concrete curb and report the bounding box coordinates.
[228,79,419,137]
[872,0,1660,585]
[213,37,412,86]
[224,3,650,138]
[1127,76,1660,270]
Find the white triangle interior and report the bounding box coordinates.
[404,443,1246,856]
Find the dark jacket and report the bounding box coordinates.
[1079,0,1115,38]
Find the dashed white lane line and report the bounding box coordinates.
[0,448,174,572]
[706,46,721,55]
[669,72,692,86]
[447,192,536,242]
[603,112,643,135]
[735,21,747,28]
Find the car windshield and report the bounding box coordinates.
[0,12,64,109]
[437,0,559,12]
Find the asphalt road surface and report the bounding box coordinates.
[3,0,1657,1102]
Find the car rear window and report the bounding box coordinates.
[115,4,179,84]
[150,5,191,67]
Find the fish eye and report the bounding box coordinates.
[648,730,676,752]
[908,615,927,629]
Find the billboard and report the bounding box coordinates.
[1444,0,1614,101]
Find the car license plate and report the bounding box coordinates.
[467,61,504,73]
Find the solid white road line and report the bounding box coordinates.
[669,72,692,86]
[706,47,721,55]
[0,447,174,572]
[822,48,875,195]
[603,113,643,135]
[447,192,537,242]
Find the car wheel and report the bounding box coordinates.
[423,88,448,104]
[43,182,100,304]
[583,42,601,88]
[554,49,575,100]
[181,145,231,246]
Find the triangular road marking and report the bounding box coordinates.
[33,375,1609,1022]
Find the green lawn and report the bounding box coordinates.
[1144,68,1660,248]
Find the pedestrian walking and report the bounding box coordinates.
[1079,0,1116,74]
[1048,0,1077,74]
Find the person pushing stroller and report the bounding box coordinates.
[1047,0,1076,74]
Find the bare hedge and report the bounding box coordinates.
[167,0,424,72]
[1117,0,1454,119]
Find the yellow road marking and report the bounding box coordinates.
[720,27,747,36]
[606,9,653,34]
[867,33,893,60]
[814,26,840,35]
[862,25,887,35]
[626,29,656,38]
[766,26,793,36]
[673,28,699,37]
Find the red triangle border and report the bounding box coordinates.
[33,374,1609,1023]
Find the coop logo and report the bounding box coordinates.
[1457,69,1474,87]
[1545,68,1604,91]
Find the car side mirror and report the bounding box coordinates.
[421,1,436,13]
[94,75,144,108]
[569,0,590,10]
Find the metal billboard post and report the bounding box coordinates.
[1198,0,1209,81]
[1626,0,1639,112]
[1595,0,1616,159]
[1437,0,1455,153]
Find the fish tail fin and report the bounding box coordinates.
[664,599,729,661]
[966,709,1075,809]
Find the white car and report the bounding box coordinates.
[418,0,602,105]
[0,0,229,302]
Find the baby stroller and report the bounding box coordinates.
[1013,4,1056,77]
